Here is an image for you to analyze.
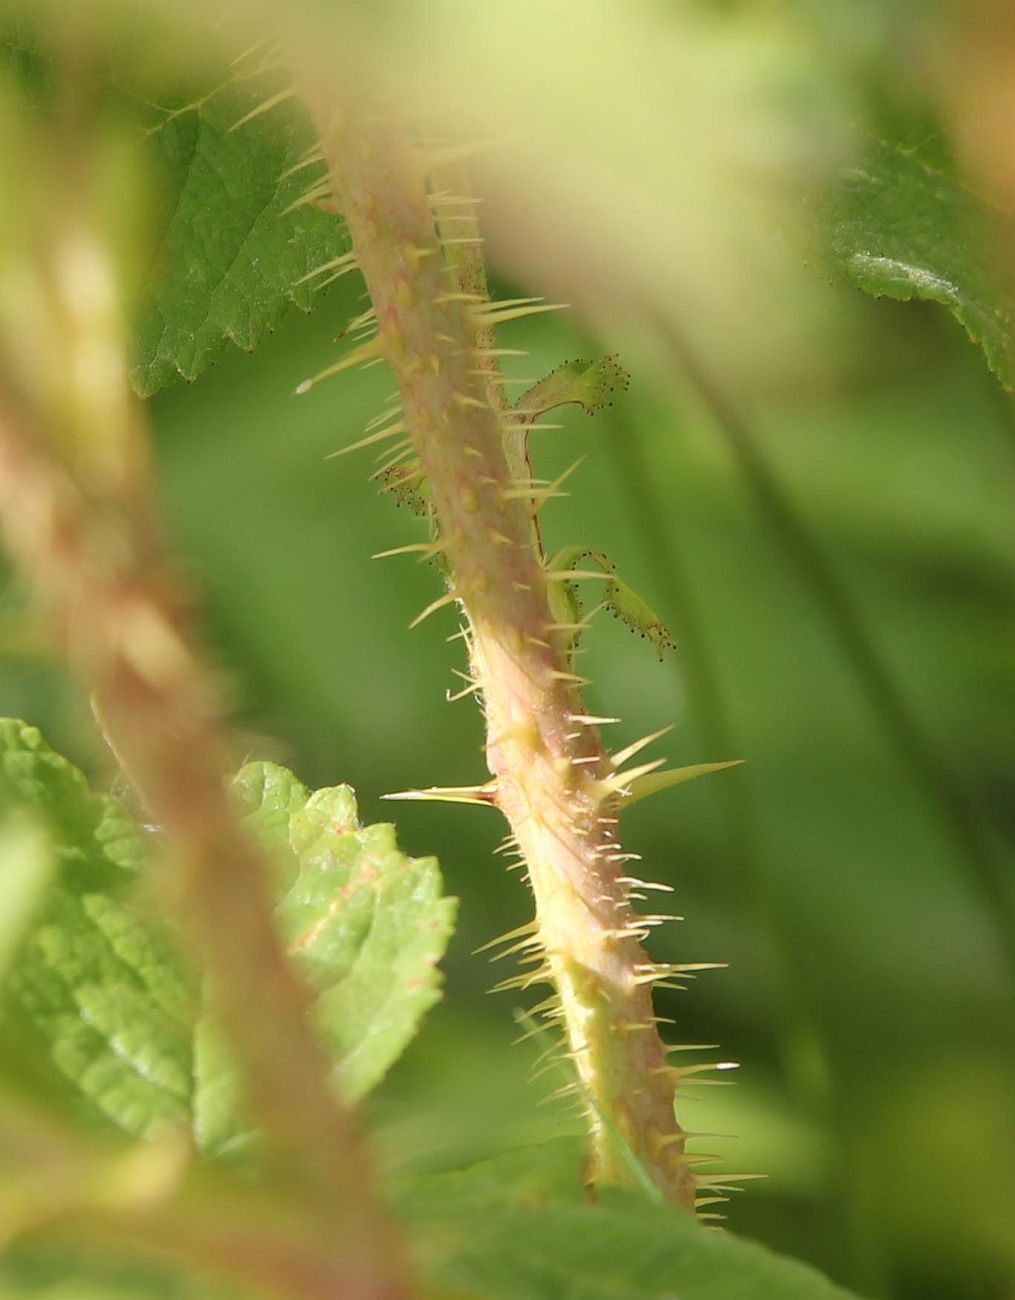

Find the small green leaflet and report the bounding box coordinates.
[547,544,677,662]
[402,1144,868,1300]
[513,356,631,425]
[0,721,454,1148]
[821,134,1015,390]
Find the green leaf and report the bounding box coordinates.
[0,725,453,1148]
[821,134,1015,389]
[132,77,349,396]
[232,761,456,1106]
[0,24,348,397]
[513,356,631,421]
[0,1245,241,1299]
[194,761,457,1156]
[403,1145,868,1300]
[0,718,195,1138]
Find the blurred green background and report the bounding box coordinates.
[2,2,1014,1299]
[6,266,1011,1300]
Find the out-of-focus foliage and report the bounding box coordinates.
[0,2,1012,1300]
[0,723,453,1150]
[401,1145,863,1300]
[821,133,1015,389]
[131,79,349,396]
[0,24,350,395]
[0,719,190,1137]
[0,1247,239,1299]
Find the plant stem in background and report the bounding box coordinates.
[0,150,412,1300]
[654,314,1015,978]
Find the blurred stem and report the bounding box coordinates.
[0,116,412,1297]
[0,1093,395,1300]
[655,314,1015,978]
[0,387,412,1300]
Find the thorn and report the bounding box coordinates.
[279,151,325,182]
[647,962,729,977]
[230,34,274,66]
[617,877,674,893]
[281,180,336,217]
[489,936,544,964]
[371,540,443,560]
[327,421,408,459]
[427,190,484,207]
[489,965,552,994]
[475,295,544,311]
[370,442,417,478]
[446,679,483,703]
[675,1079,737,1088]
[610,725,673,772]
[670,1061,740,1079]
[366,407,404,434]
[384,781,497,807]
[696,1174,767,1188]
[294,337,383,394]
[294,252,358,287]
[622,760,744,810]
[452,391,489,411]
[230,88,296,131]
[473,920,539,956]
[471,302,569,328]
[409,591,456,629]
[342,306,378,337]
[606,757,668,793]
[540,1079,584,1105]
[652,1133,688,1149]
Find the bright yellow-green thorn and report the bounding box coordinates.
[383,781,498,807]
[623,759,744,810]
[230,88,296,132]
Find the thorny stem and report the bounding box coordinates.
[0,215,413,1298]
[311,97,698,1209]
